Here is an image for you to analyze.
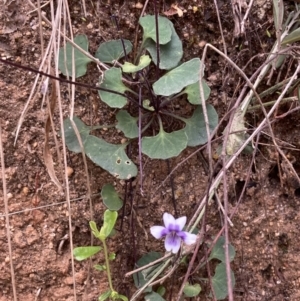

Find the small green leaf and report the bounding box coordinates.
[116,110,139,139]
[144,291,166,301]
[139,15,172,45]
[89,221,100,237]
[114,294,128,301]
[153,58,201,96]
[63,117,90,153]
[143,99,155,111]
[122,55,151,73]
[183,282,201,297]
[94,264,106,271]
[99,210,118,240]
[101,184,123,211]
[133,252,162,292]
[115,294,128,301]
[184,80,211,104]
[73,246,102,261]
[144,21,183,70]
[95,39,132,63]
[84,135,138,180]
[58,34,92,78]
[282,27,300,45]
[156,286,166,297]
[99,67,129,108]
[98,290,112,301]
[142,129,187,159]
[209,236,236,263]
[182,104,218,147]
[212,263,235,300]
[109,252,116,260]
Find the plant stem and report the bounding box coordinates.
[101,238,115,293]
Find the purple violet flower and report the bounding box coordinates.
[150,213,197,254]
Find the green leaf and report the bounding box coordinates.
[122,55,151,73]
[109,252,116,260]
[94,264,106,271]
[273,0,284,32]
[99,210,118,240]
[99,67,129,108]
[139,15,172,45]
[144,292,166,301]
[58,35,92,78]
[153,58,201,96]
[143,99,154,111]
[116,110,139,139]
[98,290,112,301]
[209,236,236,263]
[114,294,128,301]
[282,27,300,45]
[64,117,91,153]
[144,21,183,70]
[101,184,123,211]
[89,221,100,237]
[95,39,132,63]
[133,252,162,292]
[183,80,211,104]
[212,263,235,300]
[183,282,201,297]
[73,246,102,261]
[84,135,137,179]
[182,104,218,147]
[156,286,166,297]
[142,129,187,159]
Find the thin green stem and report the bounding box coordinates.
[101,239,115,293]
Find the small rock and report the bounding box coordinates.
[135,2,143,9]
[66,166,74,177]
[22,187,29,196]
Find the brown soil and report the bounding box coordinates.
[1,1,300,301]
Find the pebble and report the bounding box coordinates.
[135,2,143,9]
[22,187,29,196]
[66,166,74,177]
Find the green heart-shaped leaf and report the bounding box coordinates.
[212,263,235,300]
[95,39,132,63]
[184,80,211,104]
[122,54,151,73]
[182,104,218,147]
[58,34,92,78]
[101,184,123,211]
[99,67,128,108]
[63,116,91,153]
[153,58,201,96]
[142,129,187,159]
[209,236,236,263]
[144,21,182,70]
[116,110,138,139]
[144,292,166,301]
[139,15,172,45]
[73,246,102,261]
[183,282,201,297]
[84,135,137,179]
[133,252,162,292]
